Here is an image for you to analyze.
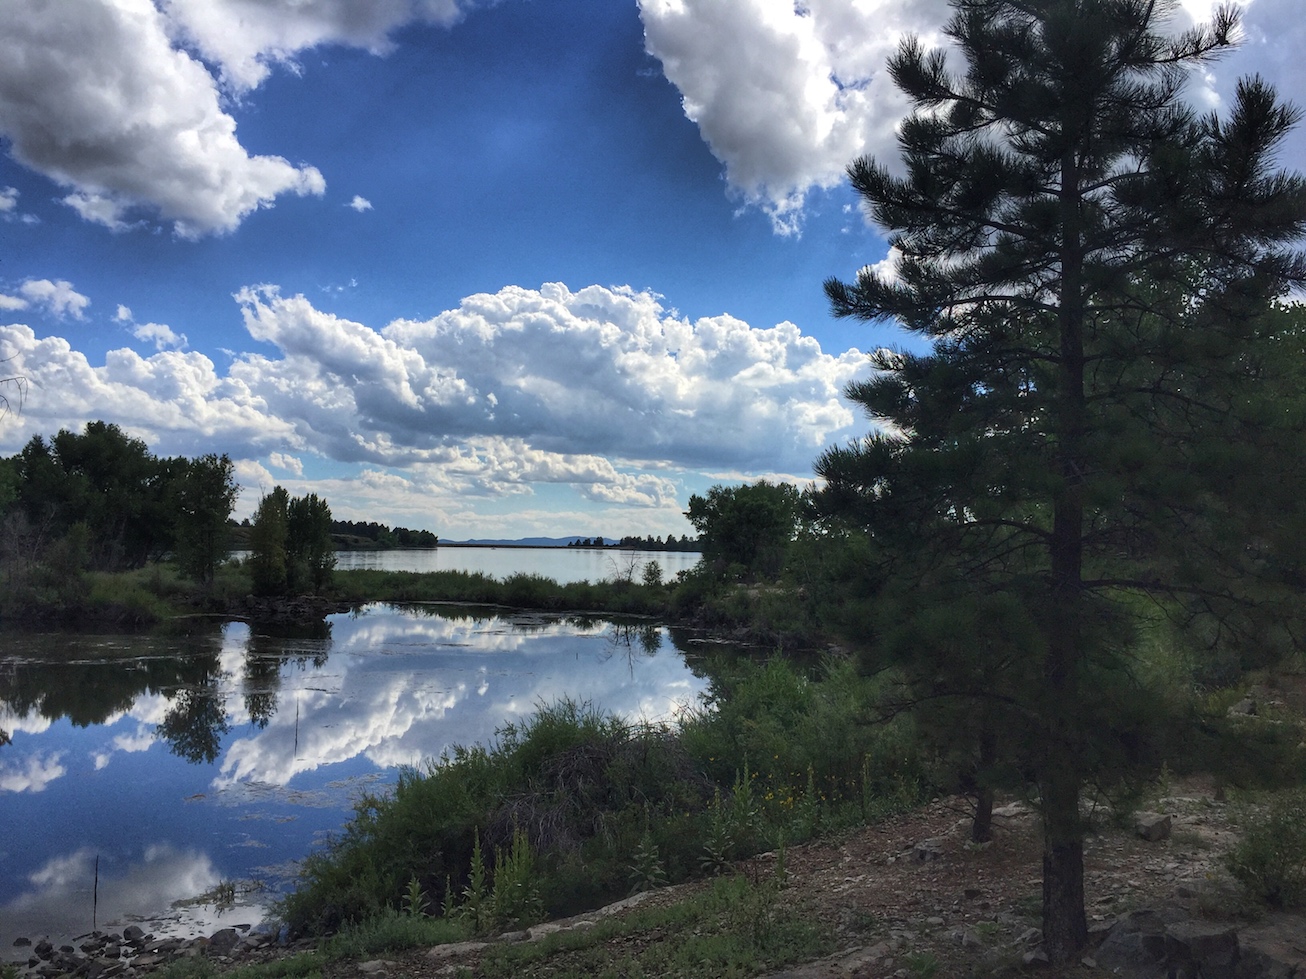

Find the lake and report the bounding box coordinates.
[0,605,715,954]
[258,546,701,584]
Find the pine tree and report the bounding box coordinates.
[816,0,1306,962]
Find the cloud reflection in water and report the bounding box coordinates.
[213,607,708,790]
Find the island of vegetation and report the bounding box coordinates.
[3,2,1306,976]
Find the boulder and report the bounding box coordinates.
[1135,812,1173,842]
[1164,920,1239,979]
[1095,909,1180,976]
[207,929,241,954]
[1236,913,1306,979]
[1228,697,1257,717]
[913,838,946,862]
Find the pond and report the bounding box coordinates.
[0,605,716,954]
[234,547,702,584]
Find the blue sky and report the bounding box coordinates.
[0,0,1301,540]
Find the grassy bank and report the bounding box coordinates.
[279,655,930,938]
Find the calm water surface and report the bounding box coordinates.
[305,546,699,583]
[0,605,712,953]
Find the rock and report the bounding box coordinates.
[357,960,392,974]
[207,929,241,954]
[424,941,488,962]
[121,926,146,945]
[497,930,529,943]
[1236,912,1306,979]
[952,928,982,949]
[1023,948,1049,966]
[913,839,946,862]
[1228,697,1257,717]
[1095,909,1176,973]
[13,937,31,947]
[992,802,1032,819]
[1165,920,1238,979]
[1135,812,1173,842]
[34,940,54,960]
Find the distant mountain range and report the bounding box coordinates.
[444,537,607,547]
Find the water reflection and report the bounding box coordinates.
[0,605,713,951]
[4,845,225,944]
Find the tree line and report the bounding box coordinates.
[329,519,438,549]
[0,421,238,583]
[0,422,347,600]
[566,535,699,551]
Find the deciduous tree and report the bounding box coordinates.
[686,480,802,579]
[249,487,290,597]
[171,454,239,584]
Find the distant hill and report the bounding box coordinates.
[446,537,606,547]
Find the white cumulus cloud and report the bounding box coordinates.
[233,281,867,472]
[0,281,871,528]
[639,0,1306,234]
[347,195,374,212]
[269,451,304,476]
[0,279,92,320]
[638,0,948,234]
[0,0,325,237]
[162,0,478,92]
[117,304,188,351]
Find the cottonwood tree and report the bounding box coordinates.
[250,486,336,596]
[171,454,239,584]
[287,492,335,595]
[815,0,1306,962]
[249,487,290,596]
[686,480,803,579]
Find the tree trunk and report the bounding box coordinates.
[1041,767,1088,962]
[1040,147,1090,966]
[972,784,994,844]
[972,725,997,844]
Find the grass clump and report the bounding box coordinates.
[473,873,831,979]
[1226,787,1306,909]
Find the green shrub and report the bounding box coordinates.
[1226,788,1306,909]
[282,699,713,935]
